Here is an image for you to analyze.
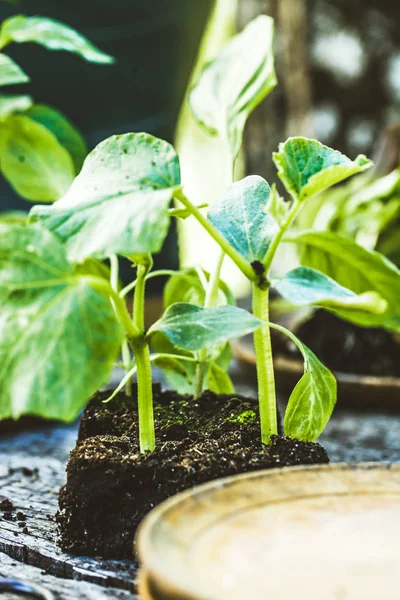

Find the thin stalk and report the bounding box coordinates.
[109,255,132,396]
[119,269,177,298]
[174,188,256,282]
[252,284,277,445]
[263,199,300,272]
[194,249,225,397]
[121,340,132,397]
[132,263,155,453]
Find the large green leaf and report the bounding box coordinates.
[0,15,114,64]
[208,175,279,264]
[273,138,372,202]
[189,15,276,159]
[0,114,75,202]
[30,132,181,261]
[273,266,387,316]
[148,303,262,352]
[26,104,87,173]
[0,223,122,421]
[0,94,32,116]
[271,323,336,441]
[288,231,400,330]
[0,53,29,86]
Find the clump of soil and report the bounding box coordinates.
[58,387,328,559]
[282,310,400,377]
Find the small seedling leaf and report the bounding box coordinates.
[0,94,32,116]
[208,175,279,264]
[273,137,372,202]
[273,266,387,315]
[0,15,114,63]
[0,114,75,202]
[272,324,336,441]
[0,53,29,86]
[26,104,87,173]
[288,231,400,330]
[0,223,122,421]
[189,15,276,159]
[30,132,181,261]
[149,303,263,352]
[207,362,235,395]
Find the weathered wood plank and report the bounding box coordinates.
[0,424,138,594]
[0,552,136,600]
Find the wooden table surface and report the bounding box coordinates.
[1,377,400,599]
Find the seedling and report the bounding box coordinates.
[1,16,398,454]
[0,13,114,203]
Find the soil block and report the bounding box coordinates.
[58,386,329,559]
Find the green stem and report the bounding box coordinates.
[174,188,256,282]
[194,249,225,397]
[121,340,132,397]
[119,269,176,298]
[252,283,277,445]
[132,263,155,453]
[263,199,300,272]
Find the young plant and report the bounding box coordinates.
[168,16,400,443]
[0,13,114,203]
[0,132,263,454]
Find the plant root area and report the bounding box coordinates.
[58,386,328,559]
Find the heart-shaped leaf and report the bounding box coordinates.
[189,15,276,159]
[26,104,87,173]
[273,266,387,316]
[288,231,400,330]
[273,137,372,202]
[0,15,114,64]
[0,223,122,421]
[0,114,75,202]
[208,175,279,264]
[149,303,262,352]
[0,53,29,86]
[271,323,336,441]
[30,132,181,261]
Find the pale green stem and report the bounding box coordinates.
[263,199,301,272]
[252,284,277,445]
[109,255,132,396]
[119,269,177,298]
[194,249,225,397]
[121,340,132,397]
[131,263,155,452]
[174,189,256,282]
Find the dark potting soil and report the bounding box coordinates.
[58,387,329,559]
[281,310,400,377]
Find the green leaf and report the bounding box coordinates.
[0,210,27,225]
[0,53,29,86]
[0,223,122,421]
[149,303,262,352]
[26,104,87,173]
[30,132,181,262]
[288,231,400,330]
[0,114,75,202]
[272,323,336,441]
[208,175,279,264]
[0,15,114,64]
[207,362,235,395]
[0,94,32,116]
[189,15,277,159]
[273,266,387,316]
[150,332,196,395]
[273,138,372,202]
